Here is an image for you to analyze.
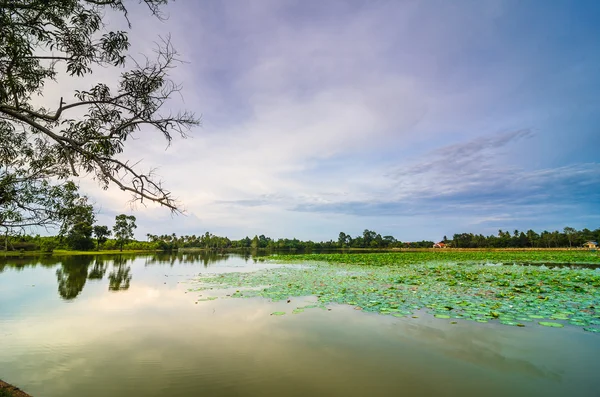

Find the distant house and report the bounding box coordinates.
[433,242,447,248]
[584,241,597,249]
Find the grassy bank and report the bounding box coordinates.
[0,249,156,258]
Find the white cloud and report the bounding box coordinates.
[26,0,600,240]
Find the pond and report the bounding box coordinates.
[1,252,599,397]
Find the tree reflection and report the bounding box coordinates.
[88,258,107,280]
[144,251,231,267]
[56,256,93,300]
[108,255,132,291]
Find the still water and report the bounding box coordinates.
[1,252,599,397]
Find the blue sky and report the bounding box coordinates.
[65,0,600,241]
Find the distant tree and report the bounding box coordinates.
[113,214,136,251]
[363,229,377,247]
[251,235,259,250]
[338,232,347,247]
[382,235,397,247]
[60,192,95,250]
[93,225,111,251]
[563,227,576,248]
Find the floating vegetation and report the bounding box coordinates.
[538,322,564,328]
[197,297,218,302]
[190,253,600,333]
[271,311,286,316]
[276,251,600,267]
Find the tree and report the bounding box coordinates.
[564,227,576,248]
[113,214,136,251]
[0,0,200,216]
[0,146,87,248]
[93,225,111,251]
[338,232,348,247]
[59,191,95,250]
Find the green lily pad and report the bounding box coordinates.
[197,297,218,301]
[271,311,286,316]
[538,321,564,328]
[583,327,600,333]
[190,252,600,332]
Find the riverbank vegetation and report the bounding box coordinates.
[3,226,598,256]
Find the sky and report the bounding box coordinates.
[46,0,600,241]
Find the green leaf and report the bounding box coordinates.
[538,321,564,328]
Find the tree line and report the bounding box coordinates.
[4,226,598,253]
[4,201,138,253]
[449,227,599,249]
[145,230,434,251]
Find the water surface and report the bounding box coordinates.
[1,253,599,396]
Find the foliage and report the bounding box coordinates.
[113,214,136,251]
[0,152,86,236]
[0,0,200,213]
[40,238,58,253]
[144,226,600,252]
[284,251,600,266]
[93,225,111,250]
[191,253,600,332]
[451,227,600,248]
[60,193,95,250]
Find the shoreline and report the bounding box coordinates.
[0,246,596,259]
[0,380,33,397]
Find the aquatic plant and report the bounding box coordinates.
[189,253,600,332]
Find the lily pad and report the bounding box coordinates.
[190,252,600,332]
[538,321,564,328]
[197,297,218,301]
[583,327,600,333]
[271,311,286,316]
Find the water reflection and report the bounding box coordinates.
[0,251,259,300]
[1,251,598,301]
[88,258,108,280]
[108,256,132,291]
[56,256,93,300]
[144,251,231,266]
